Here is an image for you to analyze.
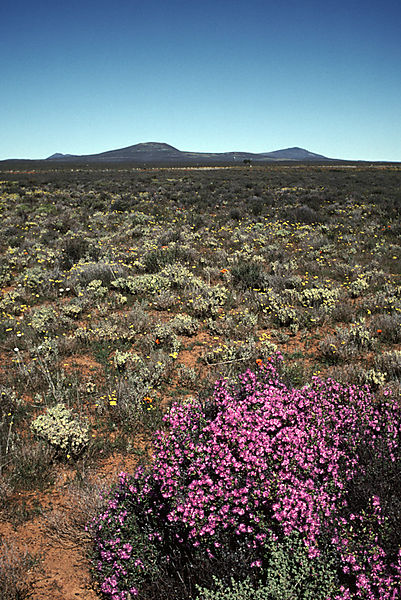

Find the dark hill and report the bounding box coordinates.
[44,142,335,165]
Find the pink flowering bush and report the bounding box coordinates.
[89,355,401,600]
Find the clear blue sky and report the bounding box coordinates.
[1,0,400,161]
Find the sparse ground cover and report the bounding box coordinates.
[0,164,400,599]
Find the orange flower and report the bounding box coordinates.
[377,329,382,334]
[155,338,161,345]
[220,268,228,274]
[256,358,263,366]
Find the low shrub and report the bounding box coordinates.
[89,359,401,600]
[31,403,89,458]
[195,530,339,600]
[11,440,54,490]
[319,328,359,364]
[231,260,267,291]
[126,301,152,333]
[348,277,369,298]
[375,350,401,381]
[170,314,199,336]
[29,305,58,334]
[371,313,401,343]
[18,265,49,292]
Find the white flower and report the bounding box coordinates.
[14,347,19,352]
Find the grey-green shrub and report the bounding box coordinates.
[86,279,108,299]
[29,306,58,334]
[153,323,181,353]
[19,266,49,291]
[195,577,271,600]
[170,314,199,336]
[202,339,256,364]
[261,530,339,600]
[348,277,369,298]
[187,284,230,318]
[60,301,83,319]
[68,260,125,286]
[126,301,152,333]
[298,286,340,311]
[31,403,89,457]
[375,350,401,381]
[176,365,198,387]
[347,319,375,350]
[274,305,298,327]
[113,350,139,372]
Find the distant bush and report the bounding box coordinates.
[29,306,58,334]
[231,260,267,291]
[170,314,199,336]
[292,204,321,224]
[69,260,126,287]
[19,266,49,292]
[375,350,401,381]
[61,235,89,269]
[143,244,196,273]
[371,313,401,343]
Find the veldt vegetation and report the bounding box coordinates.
[0,164,400,596]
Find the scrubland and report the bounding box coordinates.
[0,164,400,599]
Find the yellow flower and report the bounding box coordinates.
[109,400,117,406]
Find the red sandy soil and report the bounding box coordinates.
[1,453,141,599]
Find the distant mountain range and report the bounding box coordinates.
[45,142,335,164]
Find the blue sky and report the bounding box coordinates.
[1,0,400,161]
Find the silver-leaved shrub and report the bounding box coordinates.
[31,403,89,458]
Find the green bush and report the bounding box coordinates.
[195,531,339,600]
[195,577,271,600]
[298,286,340,311]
